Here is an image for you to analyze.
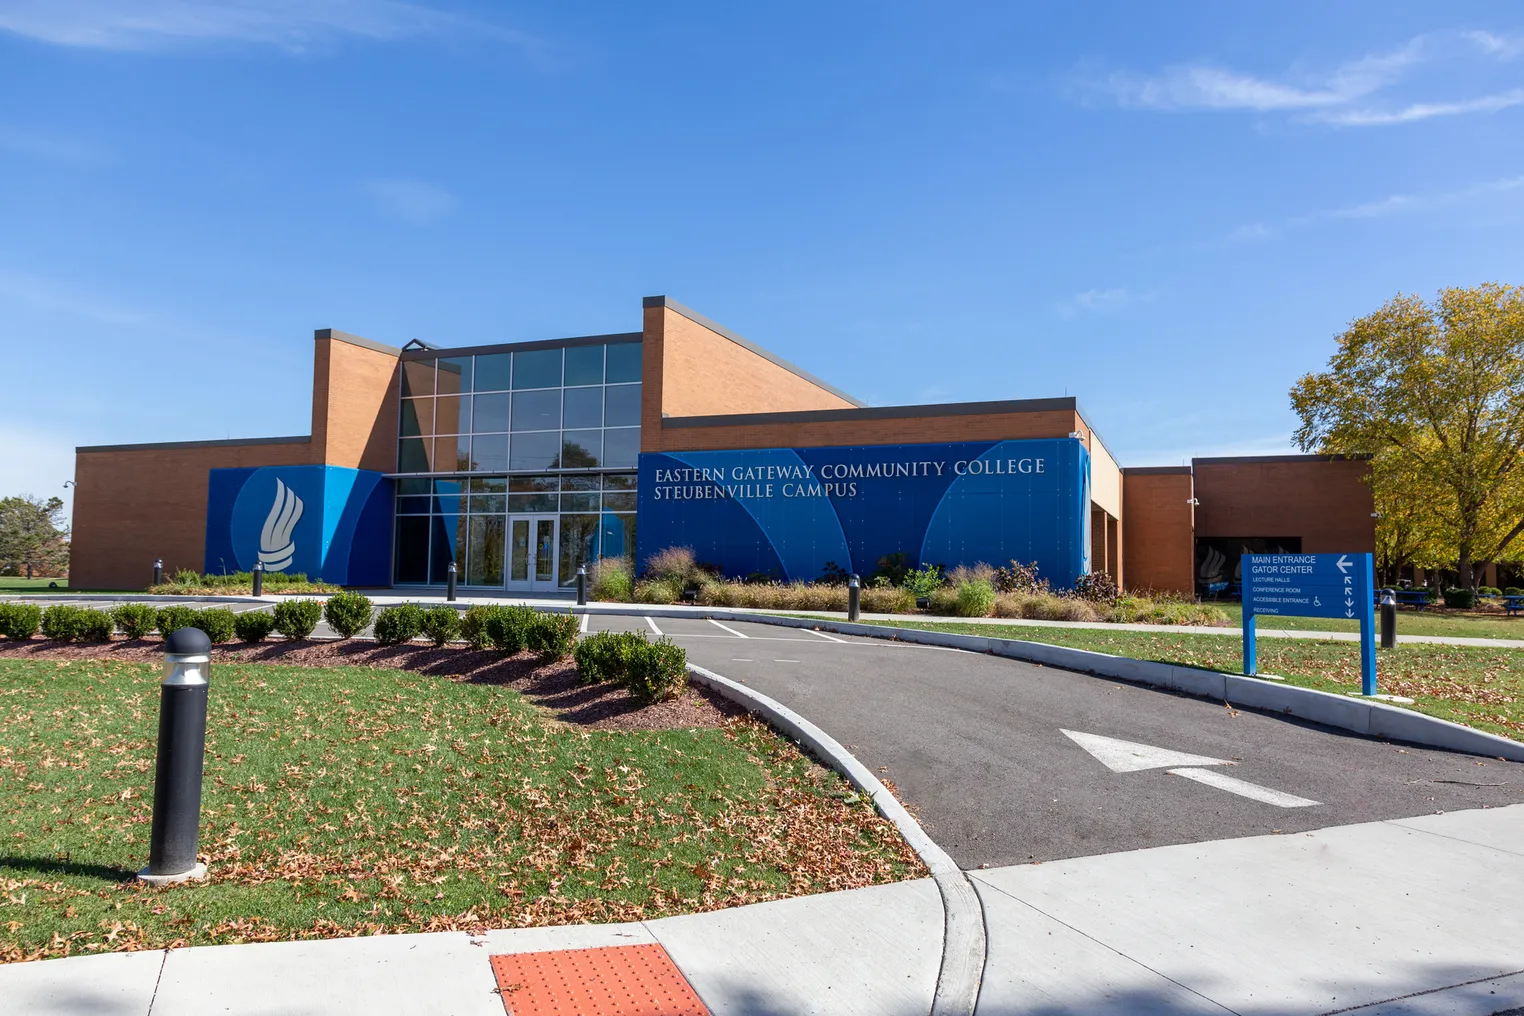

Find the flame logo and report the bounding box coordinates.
[258,479,304,572]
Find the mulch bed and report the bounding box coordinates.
[0,637,746,732]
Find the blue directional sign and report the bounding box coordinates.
[1242,553,1378,696]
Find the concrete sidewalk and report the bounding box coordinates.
[6,804,1521,1015]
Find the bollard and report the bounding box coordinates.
[153,558,163,587]
[1380,589,1397,649]
[140,627,211,884]
[446,560,457,601]
[252,560,264,597]
[576,565,588,606]
[848,573,861,622]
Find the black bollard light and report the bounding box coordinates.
[446,560,457,601]
[252,560,264,597]
[576,564,588,606]
[1380,589,1397,649]
[848,573,861,622]
[153,558,164,587]
[140,627,212,884]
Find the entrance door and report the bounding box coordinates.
[507,515,558,593]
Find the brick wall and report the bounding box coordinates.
[71,439,313,590]
[1193,456,1374,552]
[311,332,401,471]
[641,300,858,450]
[1121,469,1195,594]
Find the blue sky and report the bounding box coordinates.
[6,2,1524,519]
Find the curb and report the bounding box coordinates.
[658,610,1524,764]
[687,663,984,1016]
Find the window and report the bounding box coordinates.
[606,342,641,382]
[564,344,604,386]
[604,384,641,427]
[562,386,602,428]
[474,353,511,392]
[511,389,560,431]
[513,348,562,389]
[395,342,643,480]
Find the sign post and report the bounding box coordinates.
[1242,553,1392,699]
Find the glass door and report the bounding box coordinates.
[506,515,558,593]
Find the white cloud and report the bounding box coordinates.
[0,0,532,52]
[1099,39,1421,112]
[1232,173,1524,239]
[1053,287,1149,318]
[1087,30,1524,128]
[362,178,457,224]
[1311,88,1524,126]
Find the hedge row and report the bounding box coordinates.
[0,601,333,643]
[571,630,688,704]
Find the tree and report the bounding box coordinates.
[1368,448,1450,585]
[1291,284,1524,590]
[0,495,70,576]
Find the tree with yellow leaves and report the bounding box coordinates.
[1291,284,1524,590]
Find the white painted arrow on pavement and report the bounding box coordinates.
[1060,729,1231,772]
[1062,730,1321,809]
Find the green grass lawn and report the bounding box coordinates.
[1209,602,1524,640]
[0,659,918,962]
[844,619,1524,742]
[0,577,67,593]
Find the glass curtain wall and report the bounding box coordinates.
[394,341,640,587]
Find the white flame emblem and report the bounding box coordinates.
[258,479,304,572]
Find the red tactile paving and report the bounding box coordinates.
[490,944,711,1016]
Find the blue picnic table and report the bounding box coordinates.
[1377,589,1430,611]
[1505,595,1524,616]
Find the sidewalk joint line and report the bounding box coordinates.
[967,874,1243,1016]
[1319,966,1524,1014]
[145,948,169,1015]
[1381,817,1524,858]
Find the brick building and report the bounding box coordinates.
[72,296,1373,594]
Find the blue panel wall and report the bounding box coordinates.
[205,465,393,585]
[637,438,1090,587]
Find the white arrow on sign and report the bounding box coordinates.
[1062,730,1321,808]
[1336,554,1352,574]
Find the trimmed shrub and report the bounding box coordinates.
[373,603,425,646]
[323,592,374,639]
[526,611,579,662]
[1507,587,1524,597]
[234,610,277,643]
[589,557,634,601]
[273,598,323,639]
[460,605,497,649]
[112,603,158,639]
[1442,587,1476,610]
[41,605,85,641]
[76,608,115,641]
[953,578,996,617]
[623,637,688,705]
[0,602,42,640]
[1478,586,1502,597]
[573,630,644,685]
[486,605,536,655]
[420,605,461,646]
[156,605,200,637]
[196,608,237,644]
